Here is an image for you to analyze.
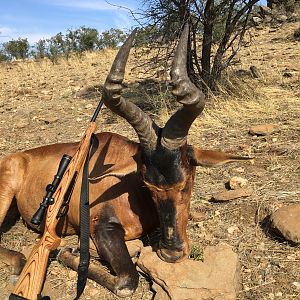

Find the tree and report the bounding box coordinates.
[98,28,127,49]
[0,49,9,62]
[134,0,260,92]
[34,39,47,59]
[78,26,99,52]
[65,26,99,53]
[47,33,67,63]
[3,38,30,60]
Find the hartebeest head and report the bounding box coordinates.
[102,25,248,263]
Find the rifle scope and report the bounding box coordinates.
[31,154,72,226]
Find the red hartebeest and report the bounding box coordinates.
[0,25,250,297]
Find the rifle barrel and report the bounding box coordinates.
[90,99,104,122]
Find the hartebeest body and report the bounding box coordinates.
[0,25,250,297]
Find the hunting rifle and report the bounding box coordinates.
[9,99,104,300]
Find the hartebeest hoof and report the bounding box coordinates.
[0,246,26,275]
[113,270,139,297]
[114,275,137,297]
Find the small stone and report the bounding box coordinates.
[292,281,300,289]
[73,86,82,92]
[233,167,245,173]
[211,187,253,202]
[190,210,206,222]
[85,104,94,109]
[276,14,288,23]
[9,275,19,285]
[249,124,278,136]
[227,225,239,235]
[14,118,30,128]
[40,89,51,95]
[229,176,249,190]
[39,116,59,124]
[271,204,300,244]
[252,16,263,24]
[239,144,251,151]
[257,242,265,251]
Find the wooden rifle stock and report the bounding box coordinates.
[10,121,97,300]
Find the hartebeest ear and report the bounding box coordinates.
[188,146,253,167]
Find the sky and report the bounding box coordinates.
[0,0,141,44]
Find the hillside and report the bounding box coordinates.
[0,18,299,300]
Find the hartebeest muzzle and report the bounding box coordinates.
[156,200,186,263]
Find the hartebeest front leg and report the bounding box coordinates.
[58,205,139,298]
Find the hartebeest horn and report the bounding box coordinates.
[102,29,159,151]
[161,24,206,150]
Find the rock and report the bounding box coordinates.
[232,167,245,173]
[126,239,144,258]
[239,144,251,151]
[292,281,300,289]
[40,89,51,95]
[271,204,300,244]
[8,275,19,285]
[250,65,262,78]
[39,115,59,124]
[276,14,288,23]
[211,187,253,202]
[229,176,249,190]
[252,16,263,25]
[152,282,170,300]
[137,244,241,300]
[227,225,240,235]
[249,124,278,136]
[189,210,206,222]
[14,118,30,128]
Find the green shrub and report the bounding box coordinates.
[189,245,204,261]
[3,38,29,60]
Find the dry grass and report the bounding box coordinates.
[0,18,299,300]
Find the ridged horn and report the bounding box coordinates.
[161,23,206,150]
[102,28,158,151]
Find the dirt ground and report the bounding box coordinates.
[0,19,299,300]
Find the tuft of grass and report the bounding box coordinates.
[189,244,204,261]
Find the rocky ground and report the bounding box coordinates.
[0,17,299,300]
